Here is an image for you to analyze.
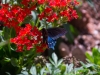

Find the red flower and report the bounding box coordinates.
[38,12,45,20]
[44,7,52,13]
[0,3,34,32]
[10,24,43,52]
[49,0,67,8]
[71,10,78,19]
[36,43,47,53]
[29,5,36,11]
[60,8,78,21]
[36,46,44,53]
[1,0,79,52]
[37,0,46,4]
[11,5,20,15]
[47,13,58,22]
[21,0,30,6]
[16,45,23,52]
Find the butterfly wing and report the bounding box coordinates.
[47,36,56,50]
[47,27,67,40]
[47,27,67,49]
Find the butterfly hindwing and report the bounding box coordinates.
[47,36,56,50]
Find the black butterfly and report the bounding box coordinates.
[41,27,67,50]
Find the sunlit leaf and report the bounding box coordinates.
[52,52,58,65]
[63,23,74,43]
[30,66,37,75]
[57,59,63,67]
[11,58,18,67]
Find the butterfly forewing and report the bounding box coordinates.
[47,27,67,40]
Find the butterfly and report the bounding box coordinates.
[41,27,67,50]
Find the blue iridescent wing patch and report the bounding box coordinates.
[47,36,56,50]
[47,27,67,49]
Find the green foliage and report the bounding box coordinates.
[18,52,82,75]
[77,48,100,75]
[2,48,100,75]
[86,48,100,65]
[63,23,78,44]
[24,49,100,75]
[0,27,38,75]
[77,61,100,75]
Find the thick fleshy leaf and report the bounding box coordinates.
[52,52,58,65]
[30,66,37,75]
[11,58,18,67]
[57,59,63,67]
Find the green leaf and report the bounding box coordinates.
[30,66,37,75]
[52,52,58,65]
[0,30,3,35]
[92,48,99,56]
[4,57,11,62]
[0,34,4,42]
[57,59,63,67]
[70,25,79,36]
[30,20,35,27]
[21,71,28,75]
[80,61,86,68]
[5,72,11,75]
[10,28,16,38]
[92,48,100,64]
[11,58,18,67]
[23,15,33,24]
[38,6,44,13]
[46,63,52,74]
[0,41,8,48]
[31,11,37,24]
[89,71,97,75]
[85,52,94,63]
[2,0,10,3]
[60,64,66,74]
[53,69,61,74]
[3,27,10,40]
[85,63,94,68]
[67,64,74,73]
[49,58,55,66]
[63,23,74,43]
[40,68,45,75]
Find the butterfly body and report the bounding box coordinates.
[42,27,67,50]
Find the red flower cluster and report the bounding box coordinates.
[37,0,46,4]
[38,0,79,22]
[0,0,79,29]
[0,0,79,53]
[38,7,58,22]
[60,8,78,21]
[36,43,47,53]
[48,0,79,8]
[48,0,67,7]
[0,2,36,33]
[10,24,47,52]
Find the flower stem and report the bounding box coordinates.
[23,53,37,67]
